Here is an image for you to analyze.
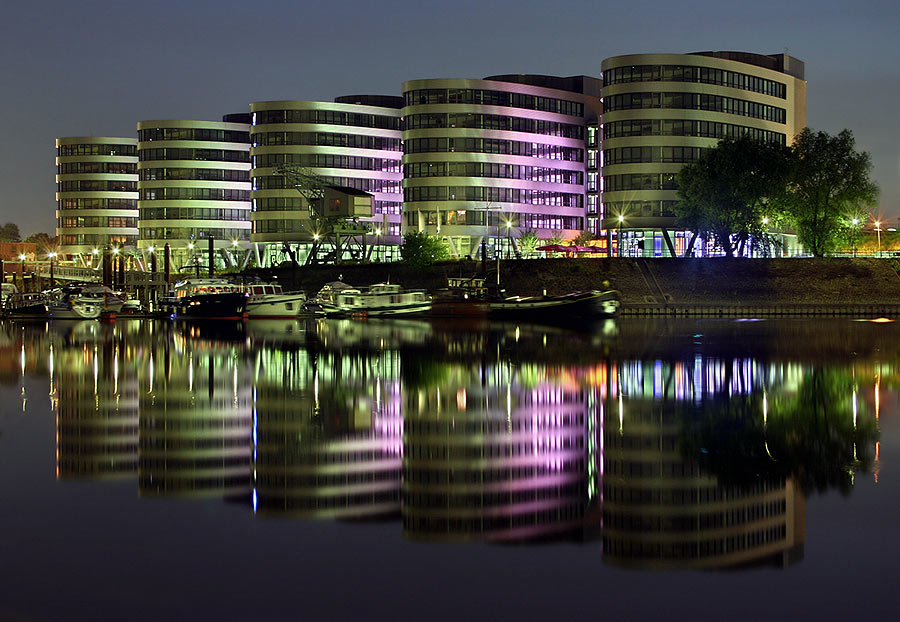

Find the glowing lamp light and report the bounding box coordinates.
[91,248,99,255]
[313,233,320,241]
[187,242,195,250]
[231,239,239,247]
[47,252,57,259]
[374,228,382,236]
[617,215,625,223]
[761,217,770,225]
[111,247,119,255]
[505,221,512,229]
[851,218,860,226]
[18,254,26,261]
[147,246,155,254]
[875,221,882,228]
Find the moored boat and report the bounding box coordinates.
[163,278,248,320]
[243,282,306,319]
[2,289,49,318]
[489,289,621,320]
[307,282,432,318]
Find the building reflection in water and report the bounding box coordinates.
[402,350,590,542]
[137,323,253,499]
[14,319,881,569]
[601,359,806,569]
[251,340,403,519]
[53,322,140,481]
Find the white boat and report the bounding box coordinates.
[243,283,306,319]
[47,295,103,319]
[308,282,432,317]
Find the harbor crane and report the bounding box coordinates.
[274,165,371,266]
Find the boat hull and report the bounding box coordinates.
[166,292,249,321]
[320,301,432,318]
[246,293,306,319]
[489,290,620,321]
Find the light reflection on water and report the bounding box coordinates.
[1,317,889,572]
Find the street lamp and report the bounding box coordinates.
[875,220,882,255]
[47,251,57,286]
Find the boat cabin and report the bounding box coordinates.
[173,279,243,298]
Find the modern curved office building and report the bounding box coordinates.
[55,137,139,262]
[401,75,602,258]
[600,52,806,256]
[249,96,403,266]
[136,116,252,271]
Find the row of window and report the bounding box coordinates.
[604,500,787,532]
[139,227,250,240]
[403,185,584,207]
[403,162,584,184]
[603,525,788,559]
[403,485,583,507]
[604,479,783,504]
[604,200,678,218]
[139,208,249,221]
[252,219,309,233]
[253,132,401,151]
[252,153,401,172]
[139,188,250,201]
[254,175,400,194]
[252,197,397,215]
[405,137,584,161]
[139,148,250,163]
[138,128,250,143]
[603,146,708,165]
[603,119,786,144]
[58,216,137,228]
[58,234,135,246]
[57,162,136,175]
[403,89,584,117]
[58,180,136,192]
[253,109,400,130]
[58,144,136,157]
[139,168,250,182]
[404,113,584,138]
[604,173,678,192]
[603,64,787,98]
[604,92,786,123]
[58,198,138,210]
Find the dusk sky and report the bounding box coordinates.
[1,0,897,236]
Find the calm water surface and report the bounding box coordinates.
[1,317,898,621]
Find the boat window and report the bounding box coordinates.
[286,303,293,310]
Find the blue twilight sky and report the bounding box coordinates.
[1,0,897,236]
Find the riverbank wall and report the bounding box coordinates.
[258,257,900,316]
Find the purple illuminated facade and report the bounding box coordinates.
[401,75,601,258]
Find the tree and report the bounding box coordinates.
[399,231,449,267]
[24,232,56,251]
[0,222,21,242]
[785,128,879,257]
[518,229,539,258]
[574,230,595,246]
[674,136,791,256]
